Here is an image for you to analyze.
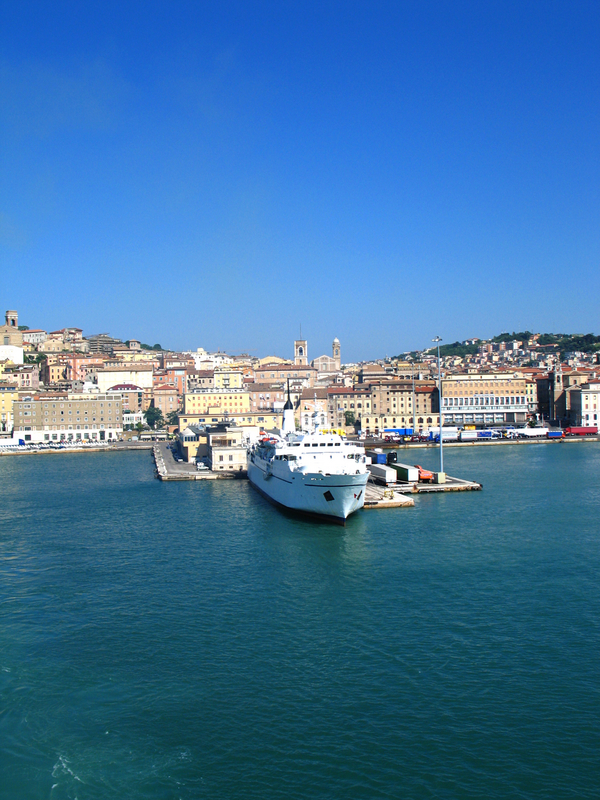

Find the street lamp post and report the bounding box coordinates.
[432,336,443,474]
[411,359,416,436]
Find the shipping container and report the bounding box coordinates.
[367,463,398,485]
[389,462,419,482]
[565,426,598,436]
[366,449,387,464]
[546,431,564,438]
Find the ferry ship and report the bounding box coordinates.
[247,388,368,523]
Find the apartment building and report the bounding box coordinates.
[569,382,600,427]
[21,329,47,346]
[249,384,286,412]
[0,383,19,432]
[359,383,439,434]
[178,410,282,430]
[252,363,317,387]
[86,333,123,353]
[186,369,214,391]
[441,374,528,425]
[214,366,244,389]
[327,387,370,429]
[153,385,179,418]
[183,387,251,417]
[106,383,144,412]
[96,365,154,393]
[298,387,328,430]
[13,393,123,442]
[65,355,108,382]
[4,365,39,390]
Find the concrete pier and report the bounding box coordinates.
[152,442,222,480]
[409,475,482,493]
[363,482,415,509]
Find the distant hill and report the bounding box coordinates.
[394,332,600,360]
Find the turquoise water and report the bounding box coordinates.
[1,443,599,799]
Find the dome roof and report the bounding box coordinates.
[333,337,340,343]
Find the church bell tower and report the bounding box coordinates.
[332,337,341,370]
[294,339,308,366]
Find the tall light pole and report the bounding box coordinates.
[432,336,444,473]
[411,359,416,435]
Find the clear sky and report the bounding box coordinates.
[1,1,598,362]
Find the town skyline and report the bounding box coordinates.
[2,301,599,367]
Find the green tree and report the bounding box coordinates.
[344,410,356,426]
[135,422,144,436]
[166,410,180,426]
[144,406,164,429]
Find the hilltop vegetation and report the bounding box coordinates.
[394,332,600,360]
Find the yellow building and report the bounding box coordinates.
[177,424,249,470]
[257,356,291,366]
[39,339,67,353]
[0,382,19,432]
[0,359,17,377]
[525,379,538,414]
[179,409,282,431]
[183,388,250,415]
[213,366,244,389]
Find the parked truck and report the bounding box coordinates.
[389,462,420,482]
[565,426,598,436]
[428,427,460,442]
[367,463,398,486]
[476,429,502,440]
[517,427,549,438]
[366,449,387,465]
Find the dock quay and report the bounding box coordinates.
[153,442,233,480]
[153,442,217,480]
[364,435,600,449]
[364,482,415,509]
[364,475,481,505]
[408,475,482,493]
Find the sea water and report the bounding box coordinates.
[1,443,599,799]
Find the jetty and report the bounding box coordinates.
[363,482,415,509]
[362,474,481,508]
[408,475,482,493]
[153,442,225,481]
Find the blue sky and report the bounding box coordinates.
[1,1,598,362]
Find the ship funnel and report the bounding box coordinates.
[282,379,296,433]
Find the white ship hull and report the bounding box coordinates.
[247,456,368,523]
